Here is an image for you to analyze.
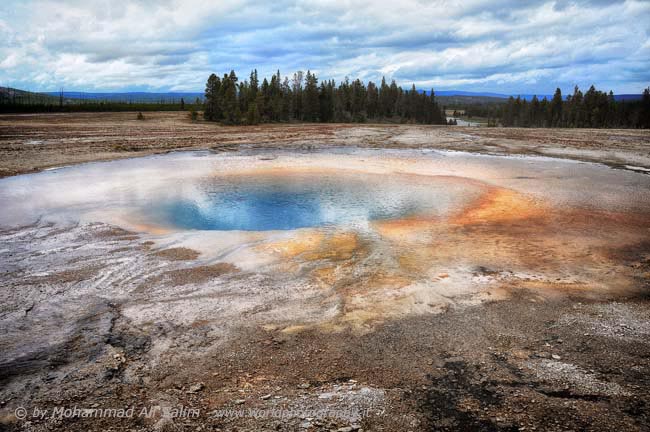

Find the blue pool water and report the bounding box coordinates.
[160,189,330,230]
[152,174,433,231]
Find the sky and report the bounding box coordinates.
[0,0,649,95]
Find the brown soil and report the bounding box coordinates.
[163,263,239,286]
[1,112,649,178]
[153,247,201,261]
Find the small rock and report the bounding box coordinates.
[338,427,353,432]
[300,421,311,428]
[551,354,561,360]
[297,383,311,389]
[260,394,272,400]
[187,382,205,393]
[233,399,246,405]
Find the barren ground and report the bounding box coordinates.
[0,112,649,432]
[1,111,650,178]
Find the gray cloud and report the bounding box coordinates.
[0,0,648,93]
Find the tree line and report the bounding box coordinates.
[203,70,447,125]
[2,76,648,129]
[0,87,203,114]
[0,101,201,114]
[499,86,650,128]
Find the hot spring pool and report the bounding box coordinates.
[148,172,482,231]
[1,149,649,232]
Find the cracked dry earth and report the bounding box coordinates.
[0,145,650,431]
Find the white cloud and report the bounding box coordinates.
[0,0,648,93]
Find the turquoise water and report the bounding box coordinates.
[151,174,445,231]
[160,189,327,231]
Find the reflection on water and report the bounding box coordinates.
[150,173,475,231]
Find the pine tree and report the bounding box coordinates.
[389,80,399,117]
[530,96,540,127]
[366,81,379,119]
[292,71,303,120]
[350,79,366,120]
[280,77,292,121]
[641,87,650,129]
[249,69,259,106]
[204,73,222,121]
[269,70,283,121]
[221,70,240,125]
[246,102,260,125]
[607,91,616,127]
[379,77,391,117]
[319,81,334,122]
[302,70,319,122]
[550,88,563,127]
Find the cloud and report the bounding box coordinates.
[0,0,648,93]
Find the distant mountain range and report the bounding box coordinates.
[1,87,61,104]
[43,91,204,103]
